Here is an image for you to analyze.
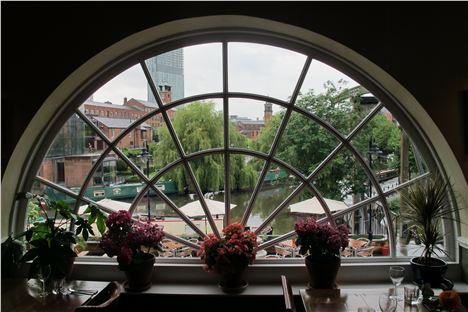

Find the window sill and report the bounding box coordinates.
[458,236,468,250]
[60,259,465,286]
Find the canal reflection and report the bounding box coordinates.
[129,185,306,235]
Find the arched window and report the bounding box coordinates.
[8,17,461,282]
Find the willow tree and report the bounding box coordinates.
[154,101,256,193]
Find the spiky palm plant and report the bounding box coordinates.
[401,173,458,264]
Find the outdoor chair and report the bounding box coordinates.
[275,245,293,258]
[341,247,353,257]
[357,238,370,247]
[176,246,193,257]
[356,246,375,257]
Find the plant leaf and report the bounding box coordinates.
[96,214,106,234]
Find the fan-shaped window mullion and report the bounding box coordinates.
[34,176,120,215]
[130,165,208,239]
[252,101,384,235]
[222,41,231,226]
[141,61,221,238]
[240,56,313,226]
[72,109,151,215]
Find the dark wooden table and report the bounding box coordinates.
[1,278,110,312]
[300,287,424,312]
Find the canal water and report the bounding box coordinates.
[128,184,307,235]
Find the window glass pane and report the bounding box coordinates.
[247,163,301,234]
[229,99,283,154]
[350,107,401,181]
[145,49,185,103]
[183,43,223,97]
[300,60,359,100]
[228,42,307,101]
[288,188,338,222]
[152,114,182,168]
[225,154,265,224]
[188,156,225,196]
[92,64,150,109]
[297,84,368,137]
[37,114,108,192]
[384,179,447,258]
[275,110,340,176]
[154,163,221,238]
[169,100,224,154]
[340,201,391,258]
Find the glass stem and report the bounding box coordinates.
[394,284,398,298]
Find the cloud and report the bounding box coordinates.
[91,42,358,120]
[93,64,147,104]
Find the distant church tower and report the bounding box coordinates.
[264,102,273,123]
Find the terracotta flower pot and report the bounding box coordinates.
[124,253,155,291]
[305,254,340,289]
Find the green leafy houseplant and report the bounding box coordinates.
[401,173,463,288]
[401,173,460,264]
[17,193,107,279]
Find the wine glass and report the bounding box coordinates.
[379,294,397,312]
[52,277,71,295]
[37,264,51,298]
[389,266,405,301]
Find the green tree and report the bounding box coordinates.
[154,101,257,193]
[256,81,401,200]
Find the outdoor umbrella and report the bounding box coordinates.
[179,198,236,218]
[78,198,131,214]
[288,197,348,215]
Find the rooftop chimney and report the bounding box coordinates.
[124,97,128,105]
[160,85,172,104]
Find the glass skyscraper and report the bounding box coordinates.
[147,49,184,102]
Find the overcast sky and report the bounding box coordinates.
[93,42,358,120]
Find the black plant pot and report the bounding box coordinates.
[124,253,155,292]
[305,255,340,289]
[410,257,453,290]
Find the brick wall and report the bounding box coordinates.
[64,156,94,188]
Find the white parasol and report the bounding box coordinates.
[288,197,348,215]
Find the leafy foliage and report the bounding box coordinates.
[17,194,107,279]
[1,236,24,277]
[154,101,257,193]
[256,81,401,200]
[401,173,461,263]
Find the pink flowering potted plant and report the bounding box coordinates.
[198,223,257,293]
[100,210,164,291]
[295,217,348,289]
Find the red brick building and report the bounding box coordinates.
[92,117,152,150]
[38,93,175,188]
[230,102,273,140]
[83,90,174,131]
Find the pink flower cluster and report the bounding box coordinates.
[198,223,257,275]
[99,210,164,269]
[295,217,348,257]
